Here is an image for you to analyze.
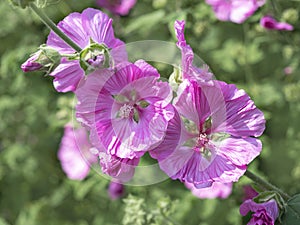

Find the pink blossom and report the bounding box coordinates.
[206,0,266,24]
[150,80,265,188]
[57,124,98,180]
[96,0,136,16]
[174,20,213,83]
[108,181,125,200]
[240,199,279,225]
[185,182,232,199]
[75,60,174,160]
[46,8,127,92]
[260,15,294,31]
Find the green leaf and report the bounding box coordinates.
[281,194,300,225]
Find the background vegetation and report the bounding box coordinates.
[1,0,300,224]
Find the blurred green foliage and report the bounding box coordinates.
[1,0,300,224]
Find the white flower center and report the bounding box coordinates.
[119,104,134,118]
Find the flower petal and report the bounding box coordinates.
[216,137,262,166]
[47,12,88,53]
[212,82,265,137]
[99,151,139,182]
[185,181,232,199]
[50,59,84,92]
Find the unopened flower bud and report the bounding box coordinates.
[80,39,112,74]
[21,44,61,73]
[21,52,43,72]
[108,181,125,200]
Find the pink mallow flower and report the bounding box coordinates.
[260,15,294,31]
[75,60,174,160]
[185,182,232,199]
[150,80,265,188]
[206,0,265,24]
[240,199,279,225]
[57,125,98,180]
[96,0,136,16]
[108,181,125,200]
[174,20,213,83]
[46,8,127,92]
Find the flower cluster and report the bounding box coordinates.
[22,9,265,193]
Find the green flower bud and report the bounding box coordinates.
[21,44,61,73]
[79,38,112,74]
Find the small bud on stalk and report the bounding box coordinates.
[79,39,112,74]
[21,44,61,73]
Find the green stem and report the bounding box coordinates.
[245,170,291,200]
[29,3,82,53]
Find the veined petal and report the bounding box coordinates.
[150,107,188,160]
[156,146,245,187]
[134,60,160,78]
[216,137,262,166]
[47,12,88,53]
[212,81,265,137]
[75,69,114,127]
[50,60,84,92]
[81,8,123,49]
[174,80,226,129]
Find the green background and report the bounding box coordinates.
[1,0,300,224]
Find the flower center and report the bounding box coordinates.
[193,133,209,152]
[119,104,134,118]
[198,133,209,147]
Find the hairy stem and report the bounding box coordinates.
[29,3,82,52]
[245,170,291,200]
